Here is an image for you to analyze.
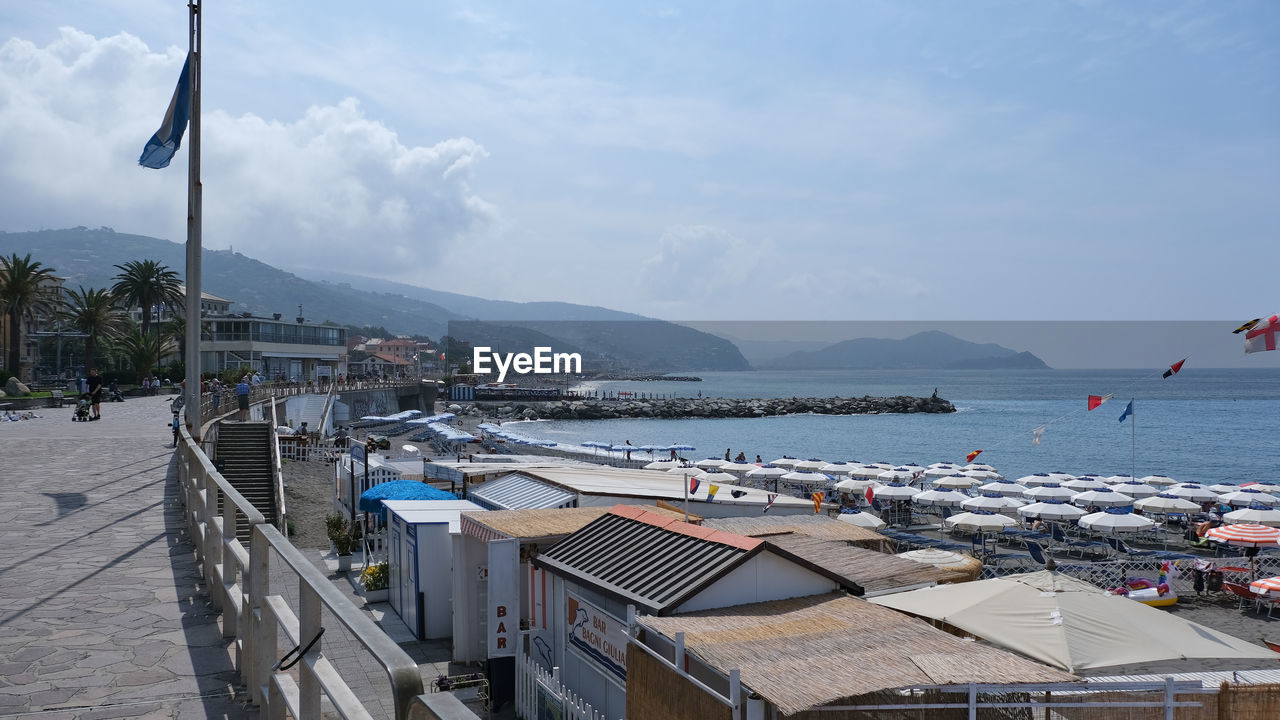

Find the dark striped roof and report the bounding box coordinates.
[533,505,765,614]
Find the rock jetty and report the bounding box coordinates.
[459,394,954,421]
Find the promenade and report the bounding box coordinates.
[0,394,256,719]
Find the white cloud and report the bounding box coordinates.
[0,28,495,280]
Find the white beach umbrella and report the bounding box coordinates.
[769,457,801,469]
[1242,482,1280,495]
[695,471,740,484]
[644,460,684,470]
[1168,484,1218,504]
[924,464,961,478]
[819,462,855,475]
[1224,507,1280,527]
[964,463,998,473]
[962,494,1026,511]
[1017,473,1057,487]
[667,465,699,474]
[898,463,927,474]
[1018,500,1086,521]
[934,474,981,490]
[961,469,1000,482]
[872,483,921,501]
[836,510,887,530]
[780,471,832,486]
[1022,484,1077,502]
[695,457,728,470]
[718,461,759,475]
[912,489,970,508]
[746,464,787,478]
[1133,494,1201,514]
[1139,475,1177,487]
[1079,509,1155,535]
[928,462,956,469]
[1103,474,1135,485]
[945,511,1017,533]
[1045,472,1077,484]
[1111,481,1158,499]
[850,465,889,479]
[1070,488,1134,509]
[795,458,828,472]
[978,480,1030,497]
[1218,488,1280,509]
[1062,477,1109,491]
[834,477,878,494]
[1209,483,1243,495]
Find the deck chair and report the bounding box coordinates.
[1223,582,1259,612]
[1107,537,1157,558]
[1050,523,1110,558]
[1025,540,1052,566]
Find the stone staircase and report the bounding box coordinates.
[215,421,278,542]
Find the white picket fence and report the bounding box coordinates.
[278,441,344,463]
[515,652,619,720]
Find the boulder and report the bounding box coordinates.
[5,378,31,397]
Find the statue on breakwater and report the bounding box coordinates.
[459,394,955,421]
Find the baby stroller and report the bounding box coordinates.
[72,393,92,422]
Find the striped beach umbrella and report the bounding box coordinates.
[1205,523,1280,548]
[1249,576,1280,597]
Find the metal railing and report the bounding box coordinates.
[268,400,287,535]
[176,421,428,719]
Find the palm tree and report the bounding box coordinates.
[62,287,127,371]
[110,260,183,336]
[162,313,212,367]
[0,254,59,377]
[118,325,176,383]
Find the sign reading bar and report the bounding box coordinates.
[487,538,518,657]
[566,593,627,681]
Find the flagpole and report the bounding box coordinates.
[1130,397,1136,481]
[682,472,689,523]
[184,0,203,438]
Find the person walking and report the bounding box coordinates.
[86,368,103,421]
[236,376,251,421]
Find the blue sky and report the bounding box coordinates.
[1,1,1277,322]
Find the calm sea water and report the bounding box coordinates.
[506,368,1280,486]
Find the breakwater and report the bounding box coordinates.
[460,394,954,420]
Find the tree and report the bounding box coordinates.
[118,324,176,383]
[162,313,210,367]
[62,287,127,371]
[0,254,59,377]
[110,260,183,336]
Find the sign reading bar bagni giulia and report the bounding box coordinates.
[566,593,627,682]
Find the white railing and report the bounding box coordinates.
[279,442,345,463]
[177,422,430,719]
[268,400,287,535]
[515,652,619,720]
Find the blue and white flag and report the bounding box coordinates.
[1118,400,1134,423]
[139,55,192,169]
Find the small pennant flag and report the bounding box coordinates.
[707,484,720,502]
[730,489,746,498]
[764,493,777,513]
[1088,394,1114,411]
[812,492,824,514]
[865,486,875,504]
[1032,425,1046,446]
[966,449,983,463]
[1163,358,1186,379]
[1233,318,1262,334]
[688,477,701,495]
[1244,314,1280,354]
[1119,400,1134,423]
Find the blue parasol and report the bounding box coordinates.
[359,481,457,519]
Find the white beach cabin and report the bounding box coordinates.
[383,499,484,640]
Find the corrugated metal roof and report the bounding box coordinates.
[468,472,577,510]
[533,505,763,614]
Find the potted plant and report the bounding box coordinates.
[326,514,355,572]
[359,562,389,603]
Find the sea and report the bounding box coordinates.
[504,368,1280,486]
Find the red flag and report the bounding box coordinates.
[689,477,701,495]
[966,449,982,463]
[1087,394,1114,410]
[1162,358,1186,379]
[865,486,875,504]
[812,492,824,514]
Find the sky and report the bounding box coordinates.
[1,1,1278,323]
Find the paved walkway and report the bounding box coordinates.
[0,394,256,719]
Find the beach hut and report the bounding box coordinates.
[384,499,484,641]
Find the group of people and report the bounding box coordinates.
[2,410,40,421]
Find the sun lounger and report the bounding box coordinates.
[1049,524,1111,559]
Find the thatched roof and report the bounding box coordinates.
[703,514,887,550]
[639,593,1073,715]
[762,534,952,594]
[462,504,690,541]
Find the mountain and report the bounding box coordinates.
[766,330,1050,370]
[0,227,748,371]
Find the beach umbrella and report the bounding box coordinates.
[667,466,699,475]
[833,477,878,494]
[1249,576,1280,597]
[1139,475,1177,486]
[945,510,1017,533]
[1111,481,1158,499]
[780,471,832,486]
[849,465,889,479]
[924,464,960,478]
[1168,484,1218,503]
[978,479,1030,497]
[1018,500,1086,521]
[695,457,728,470]
[961,469,1000,482]
[1022,484,1077,502]
[911,489,970,508]
[746,464,788,479]
[610,444,634,453]
[1208,483,1241,495]
[836,509,887,530]
[795,458,828,472]
[1070,488,1134,509]
[962,494,1026,511]
[1062,477,1109,491]
[898,463,927,476]
[1224,506,1280,527]
[644,460,684,471]
[1218,488,1280,509]
[1241,481,1280,495]
[1079,508,1154,535]
[719,461,759,475]
[819,462,855,475]
[1204,523,1280,548]
[964,463,998,473]
[638,444,663,453]
[769,457,801,469]
[1134,494,1202,514]
[664,444,697,453]
[934,474,981,490]
[1018,473,1056,487]
[358,481,457,519]
[928,462,956,469]
[1103,474,1135,485]
[871,482,921,500]
[877,467,916,484]
[694,471,740,485]
[1045,472,1077,483]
